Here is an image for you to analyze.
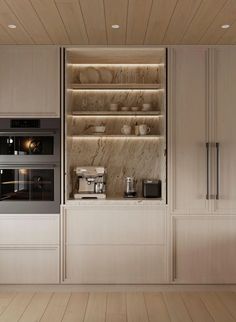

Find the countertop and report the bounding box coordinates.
[65,198,165,206]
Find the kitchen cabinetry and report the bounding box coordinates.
[170,46,236,283]
[62,204,167,284]
[0,214,59,284]
[169,47,236,215]
[173,216,236,283]
[213,47,236,213]
[0,46,60,117]
[169,47,209,214]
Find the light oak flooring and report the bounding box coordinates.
[0,291,236,322]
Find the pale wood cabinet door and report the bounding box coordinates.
[169,48,210,214]
[214,47,236,213]
[174,216,236,283]
[0,46,60,117]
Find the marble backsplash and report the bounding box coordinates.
[71,65,164,84]
[71,90,164,113]
[67,137,166,199]
[70,116,164,136]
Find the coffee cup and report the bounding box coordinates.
[121,125,132,135]
[139,124,150,135]
[93,125,106,133]
[142,103,151,111]
[110,103,118,111]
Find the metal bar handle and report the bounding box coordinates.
[206,142,210,200]
[216,142,220,200]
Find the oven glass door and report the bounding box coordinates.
[0,164,60,214]
[0,168,54,201]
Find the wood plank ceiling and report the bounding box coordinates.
[0,0,236,45]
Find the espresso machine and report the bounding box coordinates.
[74,167,106,199]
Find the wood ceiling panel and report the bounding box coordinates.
[31,0,70,44]
[0,24,14,44]
[199,0,236,44]
[104,0,128,45]
[182,0,227,44]
[0,0,33,44]
[79,0,107,45]
[55,0,88,44]
[218,21,236,44]
[144,0,177,44]
[6,0,52,44]
[126,0,152,44]
[162,0,202,44]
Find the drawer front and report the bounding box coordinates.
[0,215,59,244]
[65,245,167,284]
[66,206,166,245]
[0,246,59,284]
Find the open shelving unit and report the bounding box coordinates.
[65,47,166,201]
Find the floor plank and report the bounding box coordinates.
[144,292,171,322]
[181,292,214,322]
[83,292,107,322]
[62,292,89,322]
[0,292,34,322]
[106,292,127,322]
[126,292,149,322]
[0,293,16,315]
[163,292,192,322]
[19,292,52,322]
[215,291,236,320]
[199,292,235,322]
[40,292,71,322]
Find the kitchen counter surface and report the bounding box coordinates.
[65,198,165,206]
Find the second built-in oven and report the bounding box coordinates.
[0,119,60,214]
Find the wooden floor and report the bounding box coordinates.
[0,291,236,321]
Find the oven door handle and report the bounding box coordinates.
[0,163,58,168]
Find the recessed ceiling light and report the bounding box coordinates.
[221,24,230,29]
[8,24,16,29]
[112,24,120,29]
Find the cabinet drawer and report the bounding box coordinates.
[66,206,166,245]
[65,245,166,284]
[0,215,59,244]
[0,246,59,284]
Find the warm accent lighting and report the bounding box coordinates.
[221,24,230,29]
[112,25,120,29]
[67,63,164,67]
[70,115,163,118]
[69,135,162,139]
[68,89,164,92]
[8,24,16,29]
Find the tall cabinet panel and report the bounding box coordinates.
[169,48,210,214]
[214,47,236,213]
[0,46,60,117]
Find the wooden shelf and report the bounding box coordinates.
[71,134,162,138]
[71,83,162,90]
[71,111,162,116]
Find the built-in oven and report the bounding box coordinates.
[0,119,60,214]
[0,119,60,163]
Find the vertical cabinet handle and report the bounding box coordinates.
[216,142,220,200]
[206,143,210,200]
